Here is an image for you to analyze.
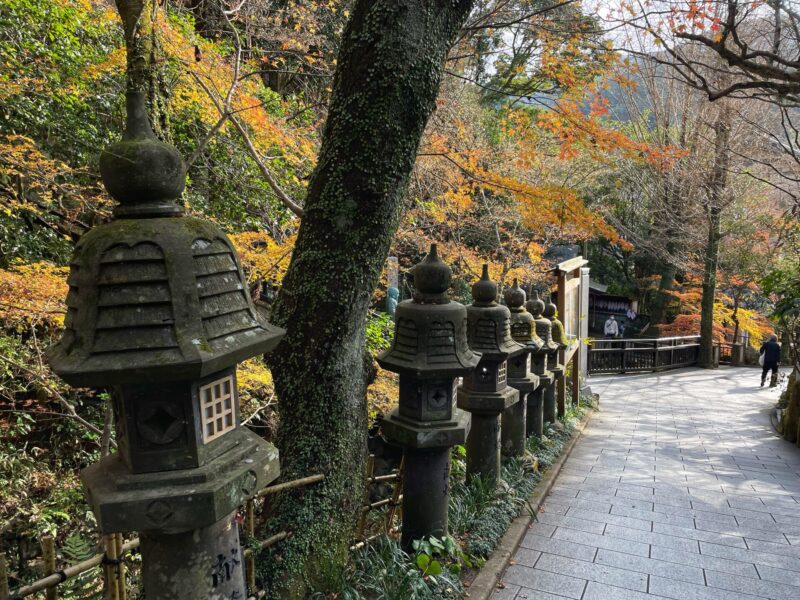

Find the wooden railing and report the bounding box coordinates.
[588,335,701,374]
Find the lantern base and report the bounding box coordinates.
[82,428,279,534]
[140,511,246,600]
[456,385,518,414]
[381,408,470,449]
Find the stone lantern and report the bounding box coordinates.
[501,280,539,456]
[544,294,569,416]
[457,265,523,485]
[378,245,479,550]
[529,293,562,424]
[525,290,554,438]
[47,92,284,600]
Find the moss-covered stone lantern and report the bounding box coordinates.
[501,280,539,456]
[544,293,569,418]
[530,293,562,424]
[526,290,555,437]
[47,91,284,600]
[378,245,479,549]
[457,265,523,485]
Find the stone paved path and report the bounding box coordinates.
[494,367,800,600]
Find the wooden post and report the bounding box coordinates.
[385,456,404,534]
[245,500,256,592]
[572,350,580,407]
[42,536,57,600]
[103,534,119,600]
[557,270,567,414]
[114,534,127,600]
[355,455,375,541]
[0,552,10,600]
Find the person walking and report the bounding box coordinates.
[604,315,619,338]
[759,334,781,388]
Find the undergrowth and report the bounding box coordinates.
[322,396,595,598]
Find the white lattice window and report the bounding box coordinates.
[498,362,507,385]
[199,376,235,443]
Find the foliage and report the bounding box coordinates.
[309,535,463,600]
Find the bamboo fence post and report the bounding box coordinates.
[355,455,375,541]
[114,534,126,600]
[0,552,10,600]
[103,535,119,600]
[42,536,57,600]
[245,500,256,592]
[385,456,404,533]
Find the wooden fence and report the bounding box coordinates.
[587,335,701,374]
[1,459,402,600]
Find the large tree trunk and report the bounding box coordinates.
[115,0,171,138]
[263,1,473,596]
[698,109,730,368]
[650,261,676,326]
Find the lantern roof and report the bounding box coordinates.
[466,265,524,360]
[378,245,480,377]
[47,92,284,386]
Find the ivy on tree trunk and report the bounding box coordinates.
[114,0,171,139]
[263,1,473,596]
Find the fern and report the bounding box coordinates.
[59,534,103,600]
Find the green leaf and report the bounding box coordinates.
[416,553,430,572]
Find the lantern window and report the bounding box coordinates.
[199,375,235,443]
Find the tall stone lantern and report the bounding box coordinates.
[378,245,479,550]
[530,293,562,424]
[457,266,523,485]
[47,92,284,600]
[544,294,569,417]
[501,280,539,456]
[525,290,554,438]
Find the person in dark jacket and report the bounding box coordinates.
[759,334,781,387]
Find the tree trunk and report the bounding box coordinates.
[263,1,473,596]
[698,108,730,368]
[650,262,676,326]
[115,0,171,139]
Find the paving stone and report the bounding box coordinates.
[535,511,607,534]
[510,548,540,567]
[604,523,700,553]
[565,507,653,531]
[755,563,800,586]
[552,526,650,556]
[501,565,587,599]
[699,541,800,572]
[595,548,704,583]
[651,522,746,548]
[513,587,583,600]
[648,574,763,600]
[535,553,648,591]
[582,582,660,600]
[519,532,597,562]
[705,569,800,599]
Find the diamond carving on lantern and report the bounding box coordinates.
[145,500,174,525]
[138,403,184,445]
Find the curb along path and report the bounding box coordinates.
[468,404,596,599]
[488,368,800,600]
